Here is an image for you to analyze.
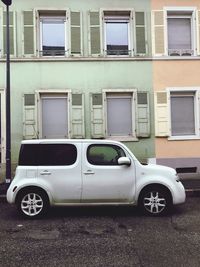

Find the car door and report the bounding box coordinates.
[81,143,135,203]
[38,142,82,203]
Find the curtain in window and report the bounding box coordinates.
[171,95,195,136]
[168,17,191,49]
[107,97,132,136]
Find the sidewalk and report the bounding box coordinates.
[1,179,200,202]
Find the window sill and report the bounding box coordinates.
[106,136,138,142]
[168,136,200,141]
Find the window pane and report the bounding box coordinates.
[171,94,195,136]
[41,18,65,56]
[87,145,126,165]
[107,97,132,136]
[39,144,77,166]
[105,22,129,55]
[168,18,191,50]
[19,144,77,166]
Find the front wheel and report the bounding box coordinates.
[17,189,49,219]
[138,186,172,216]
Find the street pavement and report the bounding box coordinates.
[0,197,200,266]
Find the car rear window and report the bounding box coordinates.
[19,144,77,166]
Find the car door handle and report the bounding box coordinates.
[84,170,95,175]
[40,170,51,175]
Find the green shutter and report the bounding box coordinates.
[152,10,165,56]
[135,12,146,55]
[91,93,105,138]
[23,94,38,139]
[89,11,101,55]
[71,94,85,138]
[3,11,15,56]
[136,92,150,137]
[71,11,82,55]
[23,11,35,56]
[155,92,169,137]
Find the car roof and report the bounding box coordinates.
[21,139,122,145]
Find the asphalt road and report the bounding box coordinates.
[0,198,200,267]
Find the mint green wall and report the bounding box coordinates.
[0,0,154,168]
[0,60,154,164]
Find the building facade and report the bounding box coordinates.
[152,0,200,177]
[1,0,200,182]
[0,0,154,181]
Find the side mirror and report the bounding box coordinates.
[118,157,131,166]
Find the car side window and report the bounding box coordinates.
[87,144,126,166]
[19,144,77,166]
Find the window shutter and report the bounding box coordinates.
[71,94,85,138]
[23,94,38,139]
[91,93,105,138]
[197,10,200,56]
[89,11,101,56]
[3,11,16,56]
[70,11,82,56]
[152,10,165,56]
[135,12,146,55]
[23,11,35,56]
[155,92,169,137]
[136,92,150,137]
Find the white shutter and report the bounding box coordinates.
[155,92,170,137]
[152,10,165,56]
[23,94,38,139]
[91,93,105,138]
[71,93,85,138]
[136,92,150,137]
[197,10,200,56]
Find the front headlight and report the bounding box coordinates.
[175,173,180,182]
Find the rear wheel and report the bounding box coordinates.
[138,186,172,216]
[17,189,49,218]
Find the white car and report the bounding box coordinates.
[7,139,186,218]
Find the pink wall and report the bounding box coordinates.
[151,0,200,9]
[154,60,200,158]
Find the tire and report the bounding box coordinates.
[16,188,49,219]
[138,186,172,216]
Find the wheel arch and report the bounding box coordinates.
[15,186,51,205]
[137,183,173,205]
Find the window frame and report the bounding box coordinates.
[36,90,71,139]
[167,87,200,140]
[35,8,70,58]
[87,144,126,166]
[164,7,197,57]
[100,8,134,57]
[103,89,137,140]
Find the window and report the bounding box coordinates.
[87,144,126,166]
[170,92,196,136]
[91,91,150,139]
[23,92,85,140]
[106,93,134,137]
[19,144,77,166]
[155,89,200,139]
[104,11,130,56]
[167,10,195,56]
[89,10,146,57]
[152,8,198,57]
[39,12,66,56]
